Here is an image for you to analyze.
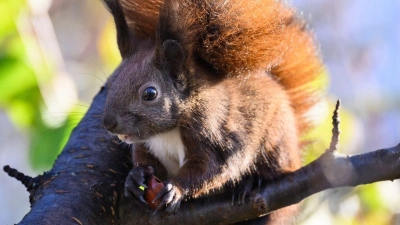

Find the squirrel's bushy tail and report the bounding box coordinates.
[120,0,323,136]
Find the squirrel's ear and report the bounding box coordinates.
[162,39,185,69]
[103,0,134,58]
[159,39,188,88]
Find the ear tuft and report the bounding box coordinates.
[159,39,189,90]
[103,0,133,58]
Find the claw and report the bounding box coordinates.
[241,187,250,204]
[153,201,164,215]
[167,194,181,214]
[138,195,148,205]
[124,184,132,197]
[257,177,262,192]
[173,199,181,213]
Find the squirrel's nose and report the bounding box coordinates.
[103,114,118,131]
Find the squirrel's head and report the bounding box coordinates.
[101,0,194,143]
[102,38,192,143]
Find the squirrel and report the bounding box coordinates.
[101,0,322,223]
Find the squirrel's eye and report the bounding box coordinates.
[142,86,158,101]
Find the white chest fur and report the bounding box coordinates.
[145,128,186,177]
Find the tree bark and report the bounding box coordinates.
[4,87,400,224]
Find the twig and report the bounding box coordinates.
[328,99,341,152]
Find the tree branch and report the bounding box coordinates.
[4,87,132,225]
[4,88,400,224]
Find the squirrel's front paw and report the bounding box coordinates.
[124,165,154,204]
[233,175,264,205]
[153,181,186,214]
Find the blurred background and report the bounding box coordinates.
[0,0,399,224]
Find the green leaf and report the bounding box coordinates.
[29,107,85,170]
[0,56,38,105]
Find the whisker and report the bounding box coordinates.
[72,72,106,85]
[81,55,109,82]
[41,111,87,115]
